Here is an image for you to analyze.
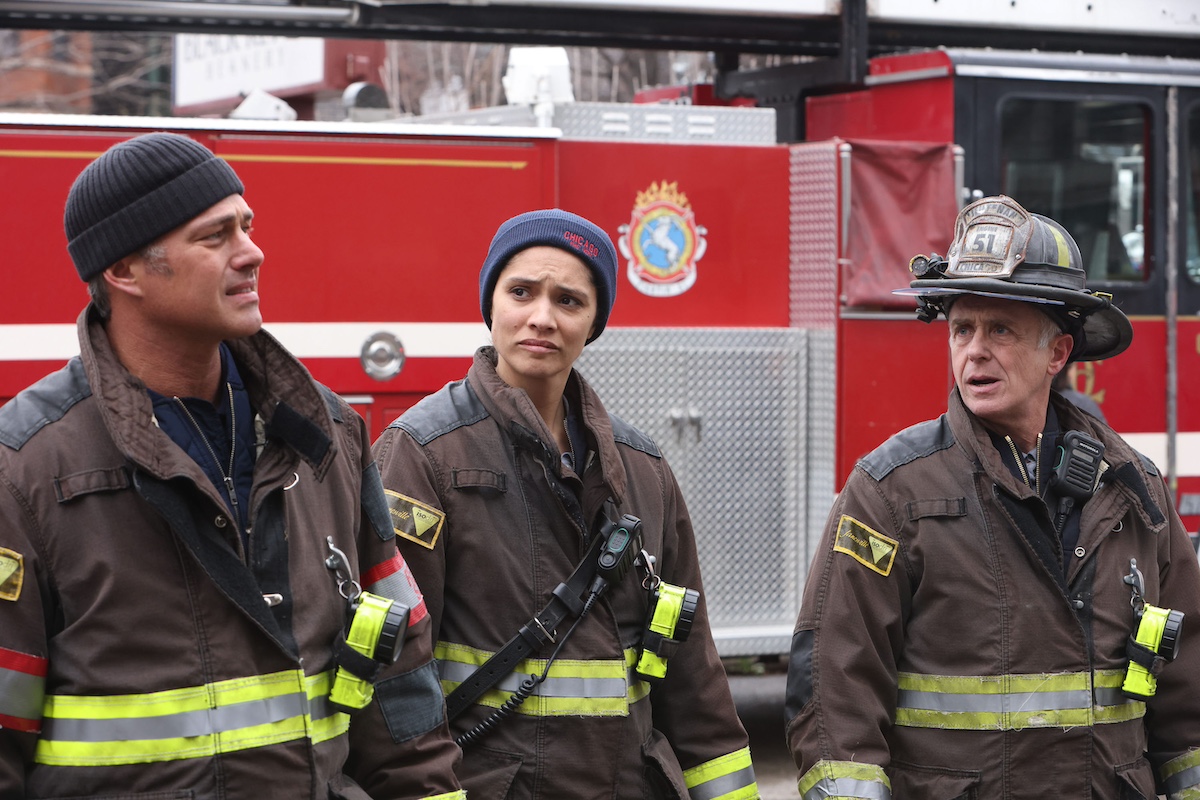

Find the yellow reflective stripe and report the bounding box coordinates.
[1047,224,1072,267]
[683,746,758,800]
[1093,669,1147,724]
[36,670,347,766]
[895,669,1144,731]
[305,671,351,745]
[798,760,891,800]
[625,648,652,705]
[1162,748,1200,799]
[436,641,649,717]
[423,793,468,800]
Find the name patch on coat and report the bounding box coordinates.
[0,548,24,601]
[385,490,445,550]
[833,515,897,576]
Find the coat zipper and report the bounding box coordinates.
[175,382,241,532]
[1004,432,1042,496]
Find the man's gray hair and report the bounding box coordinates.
[86,242,170,320]
[1034,309,1068,350]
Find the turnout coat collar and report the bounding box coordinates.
[466,346,628,508]
[946,387,1167,540]
[77,306,339,492]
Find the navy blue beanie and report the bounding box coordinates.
[64,132,244,281]
[479,208,618,343]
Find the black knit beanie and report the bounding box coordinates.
[479,208,618,344]
[64,132,245,281]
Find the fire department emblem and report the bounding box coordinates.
[618,181,707,297]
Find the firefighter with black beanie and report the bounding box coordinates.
[0,132,464,799]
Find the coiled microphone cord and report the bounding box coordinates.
[455,601,594,748]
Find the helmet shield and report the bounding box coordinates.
[944,196,1036,279]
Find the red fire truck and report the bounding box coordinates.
[2,45,1198,658]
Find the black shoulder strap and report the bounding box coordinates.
[444,503,616,721]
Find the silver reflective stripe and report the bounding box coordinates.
[897,687,1090,713]
[802,777,891,800]
[368,568,423,615]
[1164,765,1200,797]
[41,691,308,742]
[1093,686,1130,707]
[308,691,340,722]
[0,668,44,721]
[437,659,628,700]
[689,765,757,800]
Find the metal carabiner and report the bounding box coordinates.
[1123,558,1146,614]
[325,537,362,605]
[637,548,661,592]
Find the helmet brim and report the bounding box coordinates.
[901,277,1109,309]
[894,280,1133,361]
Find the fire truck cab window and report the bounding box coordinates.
[999,98,1148,284]
[1187,104,1200,285]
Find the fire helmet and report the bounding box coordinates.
[895,195,1132,361]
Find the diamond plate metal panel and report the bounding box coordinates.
[789,141,841,329]
[556,103,777,144]
[789,142,841,616]
[806,329,838,548]
[577,328,806,656]
[576,335,687,469]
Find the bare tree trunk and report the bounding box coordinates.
[491,45,505,106]
[463,42,475,105]
[576,45,585,100]
[590,47,599,102]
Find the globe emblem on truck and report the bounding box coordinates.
[619,181,707,297]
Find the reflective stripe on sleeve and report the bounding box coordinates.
[435,641,650,717]
[1161,748,1200,800]
[0,646,47,733]
[422,793,468,800]
[35,669,349,766]
[362,549,428,627]
[894,669,1144,731]
[683,746,758,800]
[798,760,891,800]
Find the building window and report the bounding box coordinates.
[0,30,20,60]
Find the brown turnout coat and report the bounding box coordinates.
[787,390,1200,799]
[373,347,754,800]
[0,308,462,799]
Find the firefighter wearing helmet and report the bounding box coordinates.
[785,196,1200,798]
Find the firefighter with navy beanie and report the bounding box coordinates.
[786,195,1200,798]
[373,208,760,799]
[0,132,465,798]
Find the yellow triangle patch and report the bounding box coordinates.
[869,535,894,565]
[413,507,440,537]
